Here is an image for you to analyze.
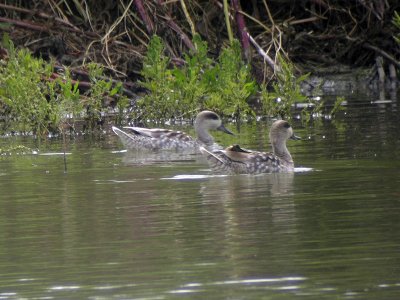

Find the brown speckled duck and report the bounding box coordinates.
[112,111,233,153]
[200,120,300,174]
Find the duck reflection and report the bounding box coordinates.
[194,171,300,282]
[198,172,297,235]
[120,150,198,165]
[199,172,295,200]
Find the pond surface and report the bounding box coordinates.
[0,96,399,299]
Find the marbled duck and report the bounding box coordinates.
[112,111,233,153]
[200,120,300,174]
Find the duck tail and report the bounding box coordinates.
[112,126,150,150]
[200,147,238,174]
[199,147,225,163]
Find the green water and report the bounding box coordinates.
[0,99,399,299]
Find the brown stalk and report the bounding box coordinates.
[0,3,80,31]
[133,0,155,34]
[364,43,400,68]
[232,0,251,62]
[213,0,278,72]
[0,17,49,32]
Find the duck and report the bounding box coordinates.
[199,120,300,174]
[112,110,233,153]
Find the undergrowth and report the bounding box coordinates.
[0,34,127,136]
[0,33,344,137]
[0,35,54,135]
[393,11,400,45]
[139,35,342,124]
[138,35,257,123]
[260,56,310,119]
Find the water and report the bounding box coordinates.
[0,97,399,299]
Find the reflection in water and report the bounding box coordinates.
[194,172,301,288]
[170,276,307,295]
[121,149,198,165]
[199,172,295,200]
[0,98,400,299]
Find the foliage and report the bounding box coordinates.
[172,35,213,118]
[47,67,82,132]
[204,40,257,121]
[138,35,343,124]
[392,11,400,45]
[0,34,54,135]
[330,96,346,116]
[1,0,399,85]
[0,145,34,155]
[0,35,129,135]
[258,55,345,123]
[138,35,174,121]
[259,56,346,122]
[0,29,346,136]
[85,63,126,130]
[260,55,310,120]
[138,35,256,122]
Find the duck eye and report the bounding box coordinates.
[283,122,291,128]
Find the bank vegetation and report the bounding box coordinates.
[0,1,399,135]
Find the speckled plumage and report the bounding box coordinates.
[112,111,233,153]
[200,120,300,174]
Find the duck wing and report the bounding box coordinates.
[113,126,196,151]
[200,146,284,174]
[123,127,176,138]
[200,147,248,174]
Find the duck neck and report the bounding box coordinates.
[195,124,213,146]
[272,140,293,165]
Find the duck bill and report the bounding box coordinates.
[290,134,301,140]
[217,124,234,135]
